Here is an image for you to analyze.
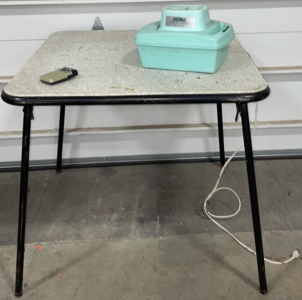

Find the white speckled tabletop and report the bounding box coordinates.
[4,30,267,100]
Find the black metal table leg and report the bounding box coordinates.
[15,105,33,297]
[56,105,65,173]
[239,102,268,294]
[217,103,225,166]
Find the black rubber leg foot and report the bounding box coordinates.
[260,289,268,295]
[15,291,22,297]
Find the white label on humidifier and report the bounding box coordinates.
[165,16,196,28]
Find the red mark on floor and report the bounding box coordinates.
[36,245,41,250]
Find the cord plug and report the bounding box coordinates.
[293,250,299,259]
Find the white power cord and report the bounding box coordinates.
[203,103,300,265]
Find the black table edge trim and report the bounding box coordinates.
[1,86,270,106]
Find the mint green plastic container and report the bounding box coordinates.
[135,5,235,73]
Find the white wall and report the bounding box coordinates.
[0,0,302,164]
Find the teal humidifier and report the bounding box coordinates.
[135,5,235,73]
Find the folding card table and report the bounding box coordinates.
[1,30,270,297]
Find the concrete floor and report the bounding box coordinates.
[1,160,302,299]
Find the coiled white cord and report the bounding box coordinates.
[203,103,299,265]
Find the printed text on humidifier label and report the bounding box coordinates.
[165,16,196,28]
